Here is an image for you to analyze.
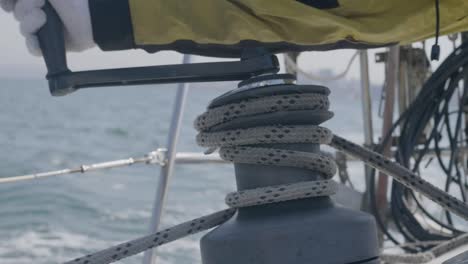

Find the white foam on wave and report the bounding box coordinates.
[158,238,201,264]
[0,229,110,264]
[0,227,204,264]
[102,208,152,221]
[111,183,127,191]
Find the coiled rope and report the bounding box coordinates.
[66,86,468,264]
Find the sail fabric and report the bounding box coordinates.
[90,0,468,56]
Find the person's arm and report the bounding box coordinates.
[1,0,94,55]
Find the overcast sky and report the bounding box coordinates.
[0,10,457,84]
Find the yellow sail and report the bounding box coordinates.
[128,0,468,53]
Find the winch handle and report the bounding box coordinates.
[37,1,73,95]
[34,1,279,96]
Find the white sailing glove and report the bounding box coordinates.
[1,0,95,56]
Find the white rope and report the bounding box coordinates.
[0,149,167,184]
[381,234,468,263]
[382,240,443,250]
[64,85,468,264]
[284,51,359,82]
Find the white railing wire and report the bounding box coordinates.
[0,150,226,185]
[2,146,462,186]
[0,149,167,184]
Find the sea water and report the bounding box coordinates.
[0,78,378,264]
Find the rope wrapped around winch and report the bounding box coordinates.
[196,91,338,207]
[65,87,468,264]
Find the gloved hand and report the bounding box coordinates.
[0,0,95,56]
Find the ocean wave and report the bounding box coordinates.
[158,238,201,264]
[102,208,151,221]
[0,229,110,264]
[0,228,203,264]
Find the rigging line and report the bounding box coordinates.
[409,191,463,235]
[381,233,468,264]
[376,41,468,245]
[284,51,359,82]
[0,152,226,185]
[431,0,441,61]
[0,150,166,184]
